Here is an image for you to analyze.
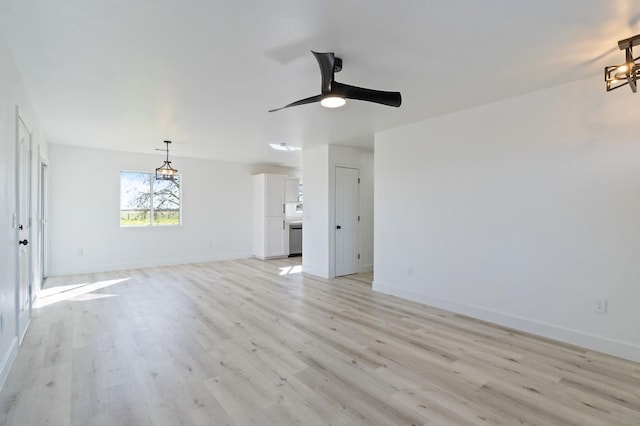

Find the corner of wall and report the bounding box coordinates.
[302,264,330,279]
[360,264,373,273]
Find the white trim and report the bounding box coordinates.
[373,280,640,363]
[37,157,48,284]
[253,254,288,261]
[360,263,373,273]
[0,337,18,391]
[302,265,330,279]
[48,252,253,277]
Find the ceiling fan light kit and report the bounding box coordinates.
[269,51,401,112]
[605,34,640,92]
[155,140,178,180]
[320,95,346,108]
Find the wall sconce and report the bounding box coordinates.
[605,34,640,92]
[155,140,178,180]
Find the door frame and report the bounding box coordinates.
[331,165,360,278]
[38,156,48,286]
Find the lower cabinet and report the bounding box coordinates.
[265,217,285,258]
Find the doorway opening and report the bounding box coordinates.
[38,161,48,286]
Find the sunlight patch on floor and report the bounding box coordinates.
[36,278,130,307]
[278,265,302,275]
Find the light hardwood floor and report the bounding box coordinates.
[1,257,639,425]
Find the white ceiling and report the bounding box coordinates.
[1,1,638,168]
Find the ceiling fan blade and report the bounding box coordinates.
[311,51,335,92]
[268,94,322,112]
[333,82,402,107]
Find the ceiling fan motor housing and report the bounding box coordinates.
[333,57,342,73]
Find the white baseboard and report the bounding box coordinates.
[49,252,254,277]
[252,254,288,261]
[360,263,373,273]
[0,337,18,391]
[373,280,640,363]
[302,264,330,279]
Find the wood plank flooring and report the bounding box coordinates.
[0,257,638,425]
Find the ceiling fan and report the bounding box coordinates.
[269,51,402,112]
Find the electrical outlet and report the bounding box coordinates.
[78,248,84,256]
[407,266,413,276]
[594,299,607,314]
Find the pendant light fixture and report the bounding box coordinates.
[605,34,640,92]
[155,140,178,180]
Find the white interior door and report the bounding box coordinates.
[335,167,359,277]
[16,114,32,342]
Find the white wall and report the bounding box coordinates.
[302,145,330,277]
[374,75,640,362]
[0,38,48,385]
[48,144,298,276]
[302,144,374,278]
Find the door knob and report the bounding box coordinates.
[18,239,28,246]
[336,225,341,229]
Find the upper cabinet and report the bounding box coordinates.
[285,178,299,203]
[265,175,286,216]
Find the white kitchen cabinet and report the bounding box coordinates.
[253,174,286,259]
[265,217,286,257]
[285,178,299,203]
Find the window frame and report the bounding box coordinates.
[119,170,182,227]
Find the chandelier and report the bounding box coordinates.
[605,34,640,92]
[155,140,178,180]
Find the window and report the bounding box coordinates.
[120,172,181,226]
[296,183,303,213]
